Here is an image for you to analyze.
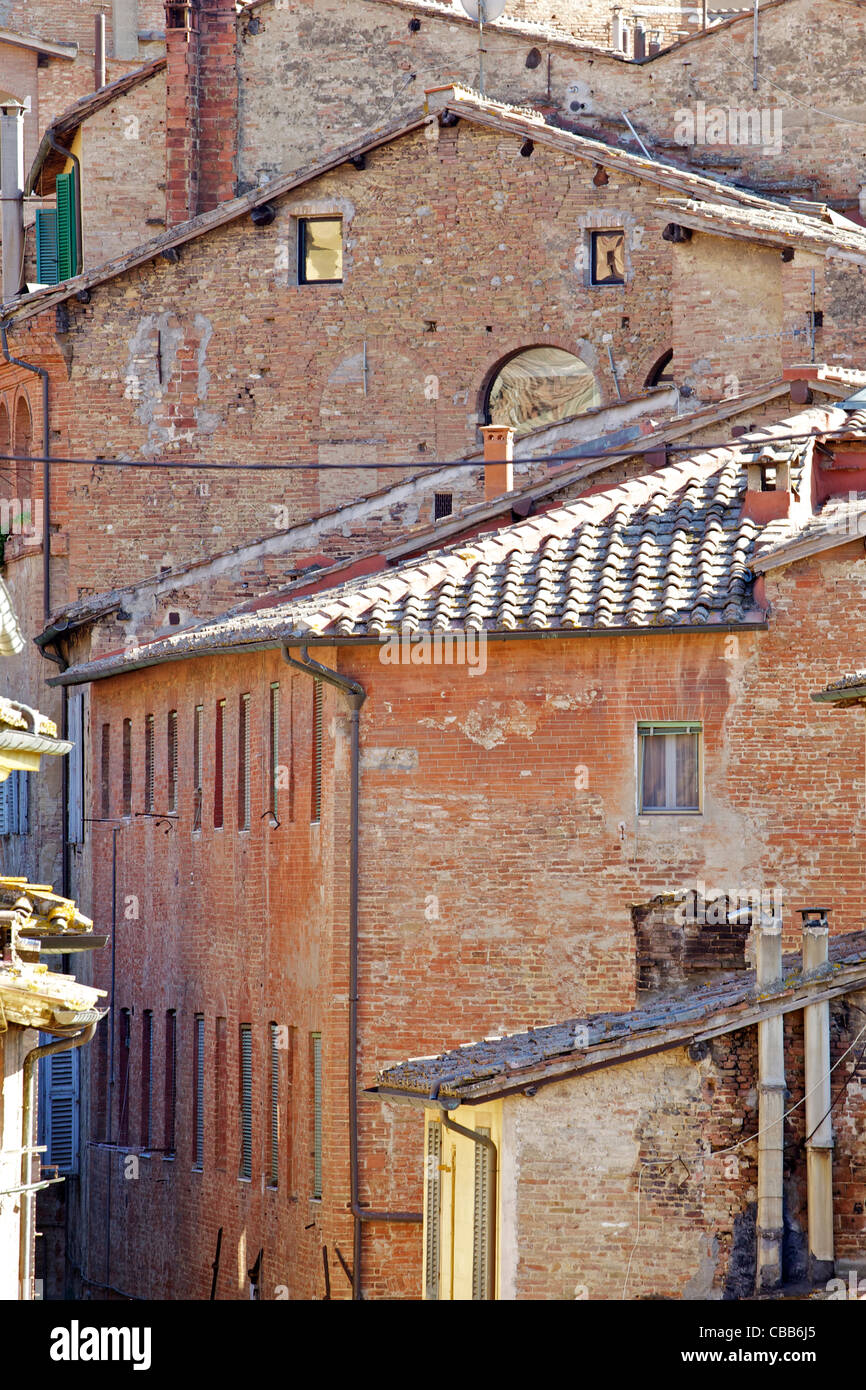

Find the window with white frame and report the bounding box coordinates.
[638,722,701,813]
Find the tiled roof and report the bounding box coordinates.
[52,423,831,688]
[375,931,866,1101]
[657,197,866,263]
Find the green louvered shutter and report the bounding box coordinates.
[55,170,79,281]
[35,209,59,285]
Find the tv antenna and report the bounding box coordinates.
[459,0,507,96]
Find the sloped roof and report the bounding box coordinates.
[50,419,834,687]
[3,85,847,321]
[26,58,166,196]
[658,196,866,264]
[374,930,866,1104]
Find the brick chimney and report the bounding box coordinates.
[481,425,514,502]
[164,0,237,227]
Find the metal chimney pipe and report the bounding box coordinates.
[755,914,786,1292]
[481,424,514,502]
[95,14,107,90]
[800,909,835,1282]
[0,99,25,304]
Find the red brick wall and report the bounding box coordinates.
[68,532,866,1296]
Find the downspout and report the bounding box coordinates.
[19,1021,97,1298]
[755,916,785,1292]
[282,645,422,1303]
[46,132,84,277]
[439,1112,498,1301]
[801,912,834,1282]
[36,639,69,899]
[0,320,51,621]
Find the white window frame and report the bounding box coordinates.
[637,721,702,815]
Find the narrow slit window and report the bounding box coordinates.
[117,1007,131,1147]
[193,704,203,831]
[238,693,251,831]
[311,1032,322,1200]
[122,719,132,817]
[590,229,626,286]
[144,714,155,813]
[239,1023,253,1181]
[298,217,343,284]
[311,680,323,823]
[164,1009,177,1155]
[192,1014,205,1170]
[167,710,178,815]
[268,1022,280,1188]
[214,699,225,829]
[100,723,110,820]
[433,492,453,521]
[269,683,280,821]
[141,1010,153,1150]
[638,722,701,813]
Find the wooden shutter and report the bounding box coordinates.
[144,714,154,813]
[101,723,111,820]
[122,718,132,816]
[239,1023,252,1180]
[167,711,178,814]
[41,1045,79,1173]
[424,1120,442,1299]
[311,1033,322,1199]
[35,208,59,285]
[193,1015,205,1168]
[311,680,322,822]
[67,692,84,844]
[471,1128,493,1300]
[18,770,28,834]
[0,777,8,836]
[268,1022,280,1187]
[237,694,250,830]
[117,1008,131,1146]
[269,683,279,820]
[214,699,225,828]
[55,170,79,281]
[141,1011,153,1149]
[193,704,203,830]
[8,769,18,836]
[164,1010,177,1153]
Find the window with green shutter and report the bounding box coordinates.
[239,1023,252,1181]
[35,208,59,285]
[55,170,79,281]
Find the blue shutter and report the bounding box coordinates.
[55,171,79,281]
[35,209,59,285]
[39,1043,79,1174]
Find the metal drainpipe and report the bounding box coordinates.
[282,645,422,1302]
[19,1021,97,1298]
[0,320,51,621]
[46,132,84,277]
[755,915,786,1292]
[439,1112,498,1301]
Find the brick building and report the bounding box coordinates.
[44,398,866,1297]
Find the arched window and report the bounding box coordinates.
[644,349,674,388]
[13,395,32,502]
[0,402,10,502]
[485,346,600,436]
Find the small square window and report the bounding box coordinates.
[433,492,453,520]
[298,217,343,284]
[638,722,701,813]
[590,230,625,286]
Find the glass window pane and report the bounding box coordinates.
[302,218,342,282]
[675,733,699,809]
[641,734,667,810]
[592,231,625,285]
[487,347,600,436]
